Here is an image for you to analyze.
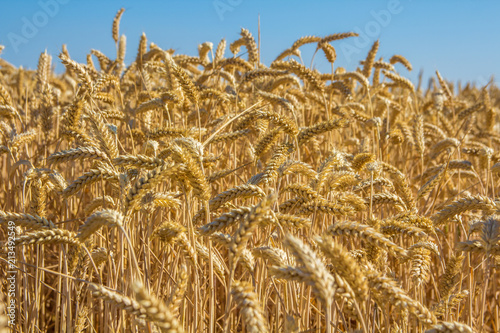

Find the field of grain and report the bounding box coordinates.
[0,8,499,333]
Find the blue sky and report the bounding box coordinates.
[0,0,499,87]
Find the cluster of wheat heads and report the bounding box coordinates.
[0,8,499,333]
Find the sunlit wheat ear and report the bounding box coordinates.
[258,143,295,185]
[252,246,289,267]
[0,211,56,229]
[379,219,428,238]
[432,289,470,318]
[270,59,325,93]
[366,269,436,325]
[297,117,349,145]
[328,221,408,258]
[389,54,413,71]
[112,8,125,43]
[132,282,185,333]
[275,212,311,229]
[231,281,270,333]
[192,184,265,224]
[76,209,123,242]
[432,194,497,226]
[3,12,500,332]
[14,229,79,247]
[124,161,180,212]
[84,195,116,216]
[165,54,199,104]
[255,106,298,136]
[197,206,251,235]
[229,193,276,265]
[89,283,147,318]
[170,144,210,201]
[47,146,109,165]
[383,70,415,92]
[438,253,464,299]
[424,321,473,333]
[281,183,320,201]
[283,233,335,305]
[59,53,93,93]
[63,166,119,198]
[167,264,188,316]
[315,236,368,300]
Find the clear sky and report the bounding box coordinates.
[0,0,499,87]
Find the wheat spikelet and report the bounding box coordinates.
[335,71,370,92]
[369,192,407,210]
[171,144,211,201]
[290,35,321,51]
[410,246,432,286]
[0,82,12,106]
[87,110,119,159]
[432,291,470,319]
[139,192,181,212]
[194,183,264,223]
[59,53,93,93]
[268,265,305,281]
[254,128,283,157]
[312,150,347,189]
[114,154,164,169]
[166,56,199,104]
[258,143,295,185]
[10,130,37,151]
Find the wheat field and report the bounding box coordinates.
[0,8,499,333]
